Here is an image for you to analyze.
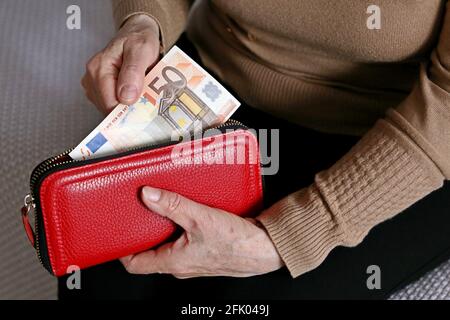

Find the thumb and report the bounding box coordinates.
[141,186,209,232]
[117,40,155,105]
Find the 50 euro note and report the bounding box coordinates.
[69,46,240,160]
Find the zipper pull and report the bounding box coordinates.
[21,193,36,247]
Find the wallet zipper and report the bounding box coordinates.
[26,119,247,273]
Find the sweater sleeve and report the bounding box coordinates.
[257,1,450,278]
[111,0,193,51]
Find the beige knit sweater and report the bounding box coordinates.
[112,0,450,277]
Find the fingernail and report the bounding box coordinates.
[142,186,161,202]
[120,85,137,101]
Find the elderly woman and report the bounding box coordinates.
[72,0,450,299]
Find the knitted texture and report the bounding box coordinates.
[258,120,444,277]
[112,0,450,278]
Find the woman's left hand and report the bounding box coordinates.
[120,186,284,278]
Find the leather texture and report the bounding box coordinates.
[38,130,263,276]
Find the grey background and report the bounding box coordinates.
[0,0,448,299]
[0,0,112,299]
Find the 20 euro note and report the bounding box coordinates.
[69,46,240,160]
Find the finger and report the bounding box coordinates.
[120,241,175,274]
[81,74,106,114]
[120,251,159,274]
[118,255,133,267]
[96,68,120,113]
[141,186,210,232]
[117,39,156,105]
[89,53,120,113]
[84,53,119,114]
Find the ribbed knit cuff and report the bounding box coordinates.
[258,119,444,278]
[257,186,344,278]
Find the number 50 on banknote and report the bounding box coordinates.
[69,46,240,161]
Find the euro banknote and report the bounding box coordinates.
[69,46,240,160]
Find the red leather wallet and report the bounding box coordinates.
[21,121,263,276]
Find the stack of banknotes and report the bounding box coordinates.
[69,46,241,161]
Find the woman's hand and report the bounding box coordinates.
[120,186,284,278]
[81,14,160,114]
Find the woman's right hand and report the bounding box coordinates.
[82,14,161,114]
